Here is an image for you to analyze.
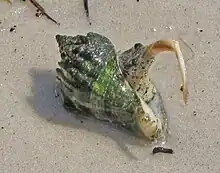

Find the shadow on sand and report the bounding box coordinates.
[26,67,154,160]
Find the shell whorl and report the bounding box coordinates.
[55,32,145,135]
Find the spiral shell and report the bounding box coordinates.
[55,32,188,142]
[55,32,149,137]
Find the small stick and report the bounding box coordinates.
[83,0,91,25]
[152,147,174,154]
[29,0,60,25]
[83,0,89,17]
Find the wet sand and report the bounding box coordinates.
[1,0,220,172]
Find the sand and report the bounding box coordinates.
[1,0,220,172]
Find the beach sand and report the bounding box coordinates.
[1,0,220,172]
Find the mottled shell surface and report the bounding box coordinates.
[117,43,168,131]
[55,32,144,135]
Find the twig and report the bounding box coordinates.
[152,147,174,154]
[30,0,60,25]
[83,0,91,25]
[83,0,89,17]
